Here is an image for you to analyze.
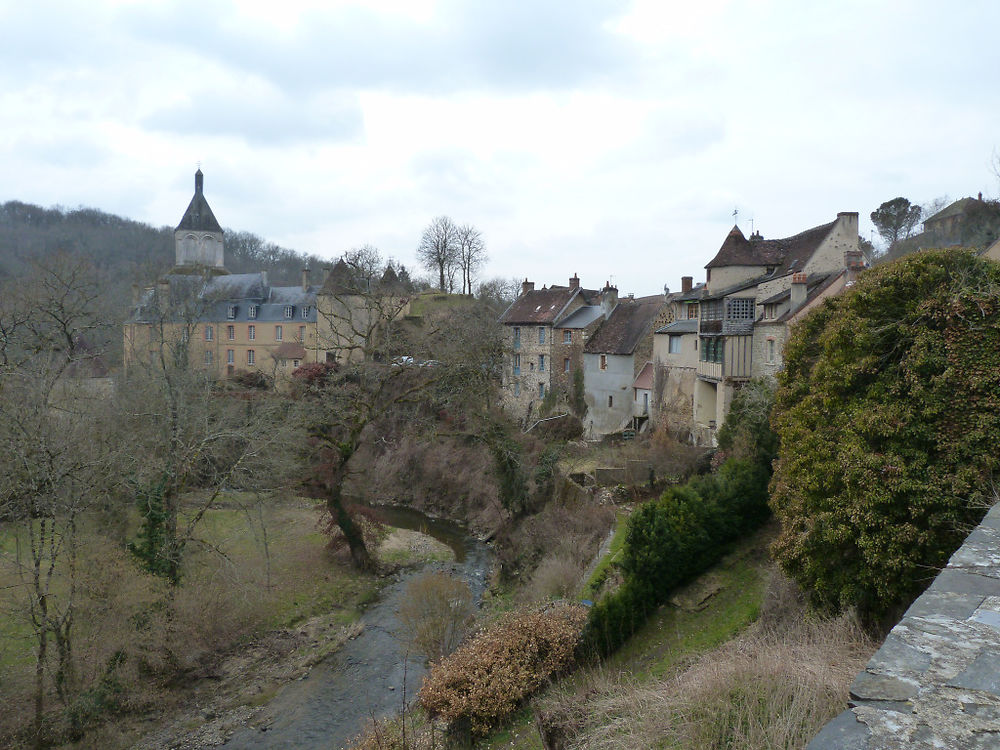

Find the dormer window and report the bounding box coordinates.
[284,305,294,319]
[301,305,311,319]
[248,305,258,320]
[227,305,237,320]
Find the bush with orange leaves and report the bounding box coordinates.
[417,603,587,736]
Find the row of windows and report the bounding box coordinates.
[513,354,575,375]
[203,349,302,368]
[225,304,311,321]
[512,327,576,347]
[205,324,307,342]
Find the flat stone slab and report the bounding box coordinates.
[810,504,1000,748]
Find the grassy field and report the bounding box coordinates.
[0,493,383,747]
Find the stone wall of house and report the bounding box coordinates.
[652,363,697,440]
[805,212,859,276]
[808,502,1000,749]
[751,321,788,380]
[500,324,553,420]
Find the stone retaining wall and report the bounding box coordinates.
[808,503,1000,749]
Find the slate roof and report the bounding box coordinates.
[656,319,698,335]
[555,305,605,329]
[500,285,589,325]
[175,169,223,233]
[128,273,318,324]
[584,297,663,355]
[705,221,836,274]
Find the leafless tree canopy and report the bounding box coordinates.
[416,216,460,292]
[456,224,487,295]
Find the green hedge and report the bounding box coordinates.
[582,457,770,656]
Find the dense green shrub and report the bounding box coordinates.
[583,456,772,656]
[770,249,1000,619]
[717,377,778,466]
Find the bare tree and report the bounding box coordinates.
[318,247,411,363]
[0,258,116,747]
[476,276,521,312]
[456,224,487,295]
[417,216,460,292]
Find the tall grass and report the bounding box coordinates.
[538,574,874,750]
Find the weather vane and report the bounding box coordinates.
[733,207,739,223]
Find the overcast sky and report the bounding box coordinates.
[3,0,999,295]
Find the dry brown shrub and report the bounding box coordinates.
[524,552,585,602]
[538,577,874,750]
[419,603,588,736]
[347,713,438,750]
[398,572,474,663]
[497,500,614,580]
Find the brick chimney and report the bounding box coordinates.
[521,279,535,295]
[569,273,580,289]
[321,266,330,287]
[681,276,693,293]
[845,249,864,284]
[302,267,310,292]
[601,281,618,319]
[790,272,808,313]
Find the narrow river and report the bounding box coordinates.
[221,506,492,750]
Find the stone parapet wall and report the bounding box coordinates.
[808,502,1000,749]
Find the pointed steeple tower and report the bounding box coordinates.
[174,168,226,272]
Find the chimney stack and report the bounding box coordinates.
[302,268,310,291]
[681,276,693,293]
[601,281,618,319]
[569,273,580,289]
[790,272,808,312]
[131,283,141,306]
[522,279,535,296]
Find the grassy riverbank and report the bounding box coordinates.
[477,523,873,750]
[0,494,408,748]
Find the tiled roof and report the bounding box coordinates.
[500,286,584,325]
[632,361,654,390]
[924,196,979,225]
[705,221,836,273]
[274,342,307,359]
[584,296,664,355]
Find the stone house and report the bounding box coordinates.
[582,294,669,436]
[650,212,860,444]
[498,275,605,421]
[650,276,703,437]
[124,170,322,380]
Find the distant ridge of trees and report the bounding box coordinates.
[0,199,328,289]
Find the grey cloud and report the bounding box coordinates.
[119,0,636,96]
[143,89,363,144]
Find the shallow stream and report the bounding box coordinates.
[221,506,491,750]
